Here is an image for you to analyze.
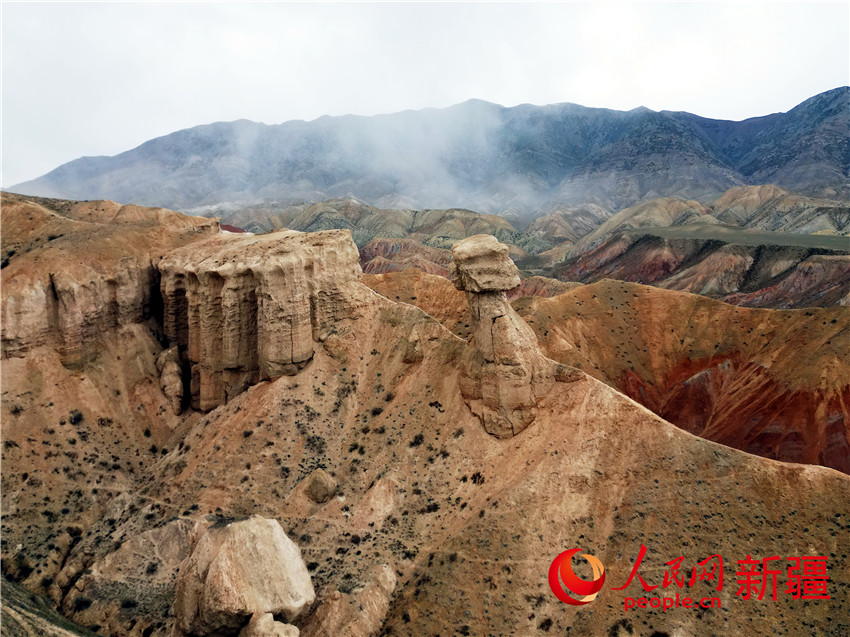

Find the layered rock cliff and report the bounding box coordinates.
[159,230,369,411]
[0,193,218,367]
[1,192,372,413]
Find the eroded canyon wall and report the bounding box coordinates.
[159,230,370,411]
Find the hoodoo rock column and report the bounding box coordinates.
[451,234,578,438]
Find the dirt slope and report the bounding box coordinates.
[366,271,850,474]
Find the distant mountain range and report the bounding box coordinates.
[11,87,849,214]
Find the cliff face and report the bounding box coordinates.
[1,192,370,413]
[0,193,218,367]
[159,230,369,411]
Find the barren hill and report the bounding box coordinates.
[550,233,850,308]
[2,194,849,636]
[365,270,850,474]
[238,188,850,310]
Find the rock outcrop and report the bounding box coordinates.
[173,516,315,636]
[156,347,184,415]
[159,229,368,411]
[59,518,196,636]
[450,235,575,437]
[1,576,99,637]
[238,613,299,637]
[300,565,396,637]
[305,468,337,504]
[1,193,371,413]
[0,193,217,367]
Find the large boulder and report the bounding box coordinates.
[173,516,315,636]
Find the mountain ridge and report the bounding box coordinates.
[12,87,849,214]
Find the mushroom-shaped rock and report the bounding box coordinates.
[451,235,577,438]
[173,516,315,636]
[449,234,521,293]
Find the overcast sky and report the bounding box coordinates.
[3,2,848,186]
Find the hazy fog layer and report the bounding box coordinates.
[12,88,848,214]
[3,2,848,186]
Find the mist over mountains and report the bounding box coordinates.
[11,87,849,215]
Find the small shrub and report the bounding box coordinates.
[73,596,93,612]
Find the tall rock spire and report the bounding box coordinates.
[450,234,579,437]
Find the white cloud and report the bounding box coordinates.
[2,2,847,186]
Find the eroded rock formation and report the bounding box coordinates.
[305,468,337,504]
[1,193,372,413]
[239,613,300,637]
[450,235,577,437]
[4,193,850,637]
[156,347,184,415]
[159,229,368,411]
[300,565,396,637]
